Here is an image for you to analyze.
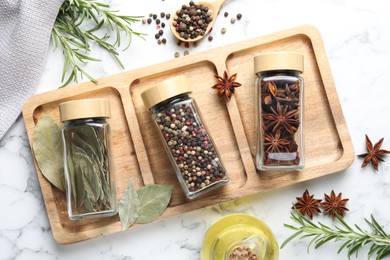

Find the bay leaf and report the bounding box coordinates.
[119,181,140,230]
[74,164,86,209]
[32,115,64,191]
[135,185,173,224]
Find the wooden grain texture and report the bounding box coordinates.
[22,25,354,244]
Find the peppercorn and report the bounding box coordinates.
[159,29,164,35]
[184,50,189,56]
[156,19,161,25]
[237,13,242,20]
[174,52,180,58]
[230,18,236,24]
[224,11,228,17]
[161,22,166,28]
[208,35,213,41]
[153,14,157,19]
[142,19,146,24]
[155,33,160,39]
[160,12,165,18]
[166,13,171,19]
[221,28,226,34]
[147,18,152,24]
[162,38,167,44]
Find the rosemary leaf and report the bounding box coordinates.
[52,0,145,87]
[282,210,390,259]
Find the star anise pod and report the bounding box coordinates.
[212,71,242,101]
[263,130,290,153]
[358,134,390,171]
[275,83,299,105]
[262,102,299,135]
[321,190,349,219]
[293,189,322,219]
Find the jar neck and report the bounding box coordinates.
[257,70,301,77]
[150,93,191,113]
[63,117,108,126]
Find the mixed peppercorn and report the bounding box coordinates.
[153,101,228,194]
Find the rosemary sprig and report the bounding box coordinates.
[52,0,144,87]
[281,210,390,259]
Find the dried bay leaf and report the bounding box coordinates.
[135,185,173,224]
[119,181,140,230]
[33,115,64,191]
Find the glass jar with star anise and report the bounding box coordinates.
[141,75,229,200]
[254,52,305,170]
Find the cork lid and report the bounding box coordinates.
[254,52,304,73]
[59,98,110,122]
[141,75,192,110]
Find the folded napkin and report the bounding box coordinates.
[0,0,64,140]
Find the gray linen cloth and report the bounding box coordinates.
[0,0,64,140]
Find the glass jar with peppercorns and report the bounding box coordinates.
[141,76,229,199]
[254,52,305,170]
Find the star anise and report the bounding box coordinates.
[358,134,390,171]
[262,102,299,135]
[263,130,290,153]
[212,71,242,101]
[321,190,349,219]
[275,83,299,105]
[293,189,322,220]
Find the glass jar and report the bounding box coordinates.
[141,76,229,200]
[254,52,304,170]
[59,98,117,220]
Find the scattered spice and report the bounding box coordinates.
[166,13,171,20]
[208,35,213,41]
[237,13,242,20]
[184,50,189,56]
[153,14,157,20]
[161,22,166,28]
[160,12,165,18]
[228,246,258,260]
[224,11,229,17]
[162,38,167,44]
[156,18,161,25]
[147,18,152,24]
[321,190,349,219]
[221,27,226,34]
[142,19,146,24]
[293,189,321,220]
[212,71,242,101]
[172,1,213,40]
[174,52,180,58]
[230,17,236,24]
[358,134,390,171]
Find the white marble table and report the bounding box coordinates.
[1,0,390,259]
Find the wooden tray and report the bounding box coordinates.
[22,25,354,244]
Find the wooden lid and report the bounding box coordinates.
[141,75,192,110]
[254,52,303,73]
[59,98,110,122]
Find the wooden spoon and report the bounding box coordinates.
[170,0,228,42]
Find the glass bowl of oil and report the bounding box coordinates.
[201,214,279,260]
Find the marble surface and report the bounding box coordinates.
[1,0,390,259]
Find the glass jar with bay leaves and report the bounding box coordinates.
[141,76,229,200]
[59,98,117,220]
